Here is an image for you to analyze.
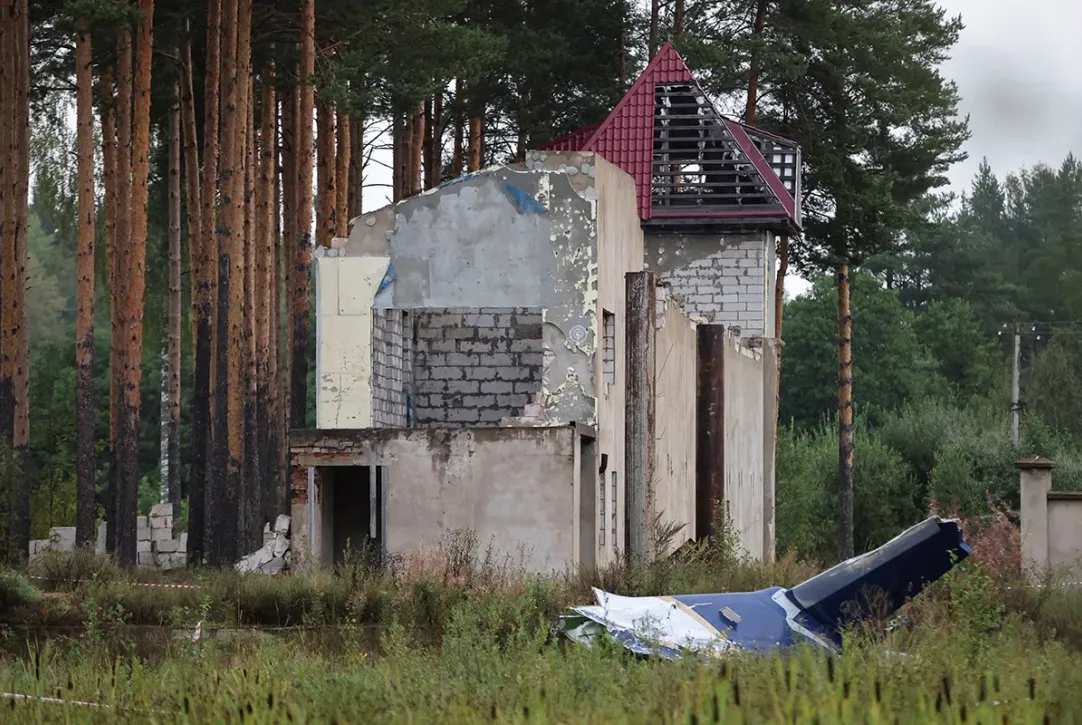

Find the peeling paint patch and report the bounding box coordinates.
[502,181,548,214]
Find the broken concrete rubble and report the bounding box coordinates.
[236,516,292,574]
[558,517,971,658]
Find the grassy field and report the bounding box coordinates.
[1,526,1081,724]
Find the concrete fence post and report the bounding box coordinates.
[1018,457,1055,578]
[625,271,657,562]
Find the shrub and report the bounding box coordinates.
[0,570,41,613]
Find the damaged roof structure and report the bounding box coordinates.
[287,43,803,574]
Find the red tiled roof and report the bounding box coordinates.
[540,42,799,227]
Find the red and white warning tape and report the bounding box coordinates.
[27,576,203,590]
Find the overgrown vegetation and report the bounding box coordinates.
[1,519,1081,723]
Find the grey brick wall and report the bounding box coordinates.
[412,308,544,427]
[652,238,770,337]
[371,309,411,427]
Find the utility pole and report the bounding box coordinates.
[1011,323,1021,447]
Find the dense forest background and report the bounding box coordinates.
[4,0,1081,565]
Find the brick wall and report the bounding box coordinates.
[371,309,411,427]
[653,239,769,336]
[412,308,543,427]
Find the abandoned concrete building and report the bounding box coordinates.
[288,43,801,573]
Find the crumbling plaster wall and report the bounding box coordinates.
[652,287,698,545]
[293,427,581,573]
[344,154,606,428]
[645,231,775,339]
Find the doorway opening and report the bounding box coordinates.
[323,466,385,568]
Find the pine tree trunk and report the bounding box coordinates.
[117,0,156,567]
[335,112,350,237]
[109,26,134,557]
[256,71,276,527]
[190,0,221,566]
[743,0,769,126]
[515,91,528,163]
[648,0,660,58]
[75,25,97,548]
[211,0,240,566]
[291,0,315,430]
[453,83,464,177]
[467,116,482,172]
[316,101,336,247]
[410,102,425,196]
[242,74,259,552]
[392,113,404,202]
[674,0,685,37]
[98,67,118,554]
[166,73,182,514]
[180,27,203,520]
[228,0,252,557]
[181,26,202,372]
[348,110,363,218]
[428,93,443,189]
[280,91,296,443]
[12,0,29,559]
[837,263,854,560]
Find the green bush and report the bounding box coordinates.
[0,570,41,614]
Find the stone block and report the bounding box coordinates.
[179,532,188,551]
[272,534,289,558]
[480,381,514,394]
[273,515,291,535]
[152,527,173,543]
[137,551,154,567]
[150,515,171,529]
[260,557,286,575]
[155,537,181,554]
[138,527,152,542]
[136,516,148,529]
[150,503,173,518]
[49,527,77,551]
[138,540,151,554]
[447,408,479,423]
[96,522,107,555]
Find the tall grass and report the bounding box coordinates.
[2,522,1081,723]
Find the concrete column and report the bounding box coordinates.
[1019,457,1055,578]
[761,337,779,563]
[625,271,657,562]
[289,465,310,568]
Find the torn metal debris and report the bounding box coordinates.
[558,517,971,657]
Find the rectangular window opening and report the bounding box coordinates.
[602,310,616,388]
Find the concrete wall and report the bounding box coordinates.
[644,232,774,338]
[315,256,392,428]
[652,286,698,545]
[1021,462,1082,577]
[371,309,411,428]
[292,427,581,573]
[412,308,544,426]
[593,155,645,563]
[722,332,766,560]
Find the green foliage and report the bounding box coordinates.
[0,570,41,614]
[776,419,919,562]
[780,272,945,429]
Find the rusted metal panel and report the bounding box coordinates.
[696,325,725,539]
